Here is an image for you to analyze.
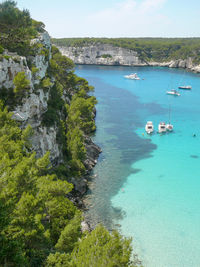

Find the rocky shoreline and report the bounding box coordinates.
[68,136,102,232]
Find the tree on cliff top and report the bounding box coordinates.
[0,0,43,55]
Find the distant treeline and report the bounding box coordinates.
[52,37,200,63]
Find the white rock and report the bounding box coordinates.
[81,221,90,232]
[58,44,144,66]
[14,89,49,123]
[30,126,60,162]
[31,32,51,82]
[0,56,32,89]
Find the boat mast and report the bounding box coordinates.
[168,103,171,124]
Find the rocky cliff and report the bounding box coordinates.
[0,32,61,162]
[58,44,145,66]
[58,44,200,72]
[0,31,101,193]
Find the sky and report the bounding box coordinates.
[13,0,200,38]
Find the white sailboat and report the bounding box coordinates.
[166,104,173,131]
[178,71,192,90]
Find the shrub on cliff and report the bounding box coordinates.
[70,224,134,266]
[0,45,4,54]
[13,71,30,99]
[66,89,97,134]
[46,224,136,267]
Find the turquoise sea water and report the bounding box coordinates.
[76,65,200,267]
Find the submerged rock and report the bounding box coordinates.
[84,136,102,172]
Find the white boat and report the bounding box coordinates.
[145,121,154,134]
[124,73,140,80]
[166,123,173,131]
[178,85,192,90]
[158,122,167,133]
[166,89,180,96]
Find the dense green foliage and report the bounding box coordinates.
[66,89,97,176]
[0,104,135,266]
[47,224,135,267]
[42,46,96,177]
[0,0,45,55]
[0,103,79,265]
[70,224,134,266]
[52,37,200,63]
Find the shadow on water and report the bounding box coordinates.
[82,76,165,229]
[190,155,199,159]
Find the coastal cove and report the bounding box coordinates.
[76,65,200,267]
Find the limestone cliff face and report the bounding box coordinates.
[0,32,56,160]
[58,44,145,66]
[58,44,200,73]
[0,32,101,170]
[0,32,60,162]
[0,53,32,89]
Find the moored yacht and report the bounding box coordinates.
[178,85,192,90]
[166,103,173,131]
[166,89,180,96]
[145,121,154,134]
[124,73,140,80]
[158,122,167,133]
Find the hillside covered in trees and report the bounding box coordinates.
[52,37,200,63]
[0,1,138,266]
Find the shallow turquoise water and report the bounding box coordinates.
[76,65,200,267]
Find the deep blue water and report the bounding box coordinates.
[76,65,200,267]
